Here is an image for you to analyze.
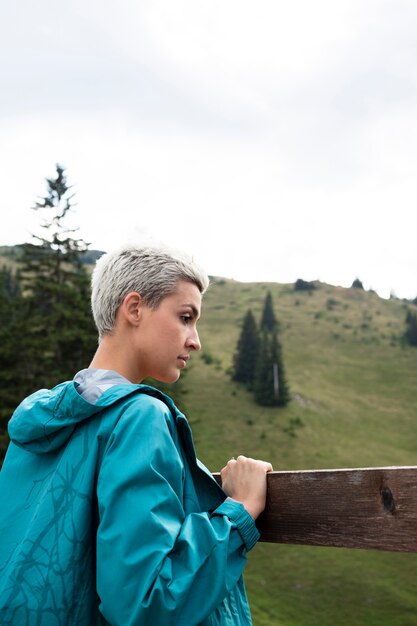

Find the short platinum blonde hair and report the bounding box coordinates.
[91,243,209,339]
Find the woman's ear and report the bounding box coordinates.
[120,292,143,327]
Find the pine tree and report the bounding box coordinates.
[14,164,97,392]
[294,278,316,292]
[253,331,290,406]
[351,278,364,290]
[252,332,271,405]
[269,331,290,406]
[405,310,417,346]
[260,291,278,332]
[232,310,259,387]
[0,268,25,430]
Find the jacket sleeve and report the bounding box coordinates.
[96,395,259,626]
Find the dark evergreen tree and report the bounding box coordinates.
[271,331,290,406]
[0,266,20,302]
[351,278,364,289]
[294,278,316,292]
[252,331,271,405]
[253,331,290,407]
[9,164,97,395]
[0,268,25,432]
[260,290,279,332]
[405,310,417,346]
[232,310,259,387]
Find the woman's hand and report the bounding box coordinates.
[220,455,273,520]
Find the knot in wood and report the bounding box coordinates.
[381,485,396,515]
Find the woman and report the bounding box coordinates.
[0,243,273,625]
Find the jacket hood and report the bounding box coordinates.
[8,381,177,454]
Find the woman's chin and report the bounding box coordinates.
[153,371,181,385]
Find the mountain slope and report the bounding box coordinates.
[184,278,417,626]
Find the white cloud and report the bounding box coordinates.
[0,0,416,299]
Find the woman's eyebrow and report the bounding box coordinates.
[182,304,200,318]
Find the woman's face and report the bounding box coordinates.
[134,280,202,383]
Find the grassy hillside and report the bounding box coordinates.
[183,278,417,626]
[2,246,417,625]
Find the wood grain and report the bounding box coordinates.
[213,467,417,552]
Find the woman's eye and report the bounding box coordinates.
[181,315,192,324]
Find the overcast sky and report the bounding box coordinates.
[1,0,416,299]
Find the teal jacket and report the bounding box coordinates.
[0,382,259,625]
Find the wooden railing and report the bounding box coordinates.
[215,466,417,552]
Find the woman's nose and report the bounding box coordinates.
[187,329,201,352]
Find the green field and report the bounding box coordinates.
[183,277,417,626]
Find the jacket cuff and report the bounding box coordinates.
[212,498,260,551]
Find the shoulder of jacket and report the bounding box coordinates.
[98,389,183,465]
[121,386,175,415]
[104,387,178,435]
